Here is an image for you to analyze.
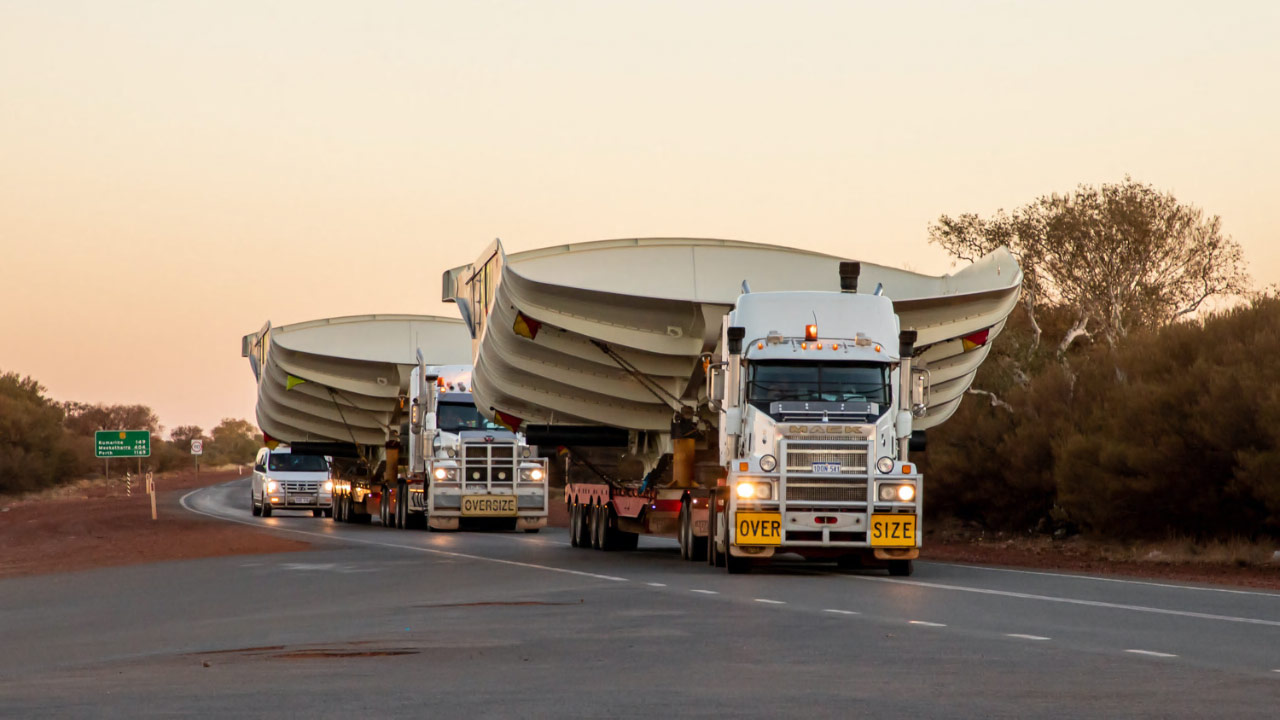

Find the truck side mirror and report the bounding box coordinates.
[726,326,745,355]
[911,369,930,417]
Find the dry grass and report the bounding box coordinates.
[1102,537,1280,567]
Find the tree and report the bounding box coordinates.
[170,425,205,451]
[0,372,81,493]
[63,402,161,437]
[930,177,1249,358]
[206,418,260,465]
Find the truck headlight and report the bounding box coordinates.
[266,480,277,492]
[735,481,772,500]
[876,457,895,474]
[521,468,545,482]
[759,454,777,472]
[323,481,333,492]
[433,467,456,481]
[878,484,915,502]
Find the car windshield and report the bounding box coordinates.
[747,361,891,411]
[438,402,503,432]
[267,454,328,472]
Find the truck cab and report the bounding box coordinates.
[408,368,548,532]
[710,290,925,573]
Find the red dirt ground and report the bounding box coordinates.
[0,469,309,578]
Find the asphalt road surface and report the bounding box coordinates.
[3,477,1279,718]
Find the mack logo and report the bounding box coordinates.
[787,425,865,435]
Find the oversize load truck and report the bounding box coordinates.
[444,238,1021,573]
[242,314,547,532]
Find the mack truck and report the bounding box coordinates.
[444,238,1021,574]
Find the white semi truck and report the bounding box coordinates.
[241,314,547,533]
[444,238,1021,574]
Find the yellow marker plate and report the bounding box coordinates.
[461,495,517,517]
[870,514,916,547]
[734,512,782,546]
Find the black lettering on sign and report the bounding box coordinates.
[769,520,780,537]
[872,524,882,539]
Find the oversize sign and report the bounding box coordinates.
[461,495,517,517]
[95,430,151,458]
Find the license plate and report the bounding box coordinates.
[290,495,315,504]
[870,514,916,547]
[812,462,841,474]
[461,495,517,517]
[734,512,782,546]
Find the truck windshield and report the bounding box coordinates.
[747,361,891,411]
[438,402,503,432]
[268,454,328,472]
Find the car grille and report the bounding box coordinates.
[285,481,320,492]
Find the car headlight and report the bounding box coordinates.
[759,454,777,472]
[266,480,278,492]
[876,457,895,474]
[521,467,545,482]
[323,481,333,492]
[878,484,916,502]
[735,481,772,500]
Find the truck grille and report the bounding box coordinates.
[461,441,517,488]
[285,481,320,492]
[786,486,867,503]
[784,442,869,475]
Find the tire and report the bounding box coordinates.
[888,560,914,577]
[336,493,347,522]
[395,480,408,529]
[570,504,586,548]
[678,502,691,560]
[324,507,333,518]
[251,492,262,517]
[524,528,540,534]
[379,485,391,527]
[262,500,273,518]
[726,551,751,574]
[312,509,323,518]
[591,504,605,550]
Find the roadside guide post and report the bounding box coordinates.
[147,472,156,520]
[94,430,151,504]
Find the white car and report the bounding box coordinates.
[250,447,333,517]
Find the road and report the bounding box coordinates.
[2,477,1279,718]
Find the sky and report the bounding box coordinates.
[1,0,1277,435]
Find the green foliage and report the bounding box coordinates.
[923,298,1280,541]
[205,418,260,465]
[0,373,80,494]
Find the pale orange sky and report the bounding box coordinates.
[1,1,1277,434]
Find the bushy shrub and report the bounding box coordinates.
[0,374,82,493]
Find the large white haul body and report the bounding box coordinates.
[444,238,1022,574]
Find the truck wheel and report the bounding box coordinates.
[395,480,409,529]
[571,504,590,548]
[524,528,540,534]
[726,552,751,574]
[324,507,333,518]
[262,500,273,518]
[312,509,323,518]
[568,504,579,547]
[335,493,346,522]
[888,560,913,577]
[251,492,261,517]
[678,502,690,560]
[379,485,391,527]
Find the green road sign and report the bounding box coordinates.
[95,430,151,458]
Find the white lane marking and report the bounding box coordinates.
[1006,633,1051,641]
[909,620,946,627]
[647,582,667,587]
[847,575,1280,628]
[755,598,786,605]
[180,488,628,583]
[823,609,860,616]
[690,589,718,595]
[1125,649,1178,658]
[934,562,1280,599]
